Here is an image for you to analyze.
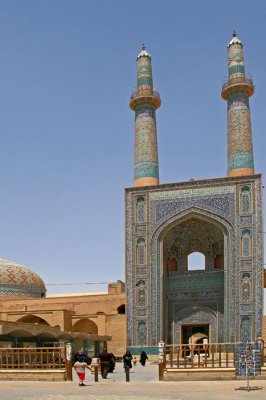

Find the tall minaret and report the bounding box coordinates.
[221,32,255,177]
[130,44,161,187]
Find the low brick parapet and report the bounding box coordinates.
[163,367,266,381]
[0,369,66,381]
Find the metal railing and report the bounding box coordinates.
[130,89,160,102]
[162,342,265,369]
[222,73,253,90]
[0,347,66,369]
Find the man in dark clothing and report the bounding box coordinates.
[98,348,111,379]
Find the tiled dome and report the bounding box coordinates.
[0,259,46,298]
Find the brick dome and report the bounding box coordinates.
[0,259,46,298]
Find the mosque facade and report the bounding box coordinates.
[125,34,264,353]
[0,33,264,359]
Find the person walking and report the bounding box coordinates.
[108,352,116,373]
[74,356,91,386]
[140,350,148,366]
[98,347,111,379]
[123,350,133,371]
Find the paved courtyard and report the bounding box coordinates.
[0,362,266,400]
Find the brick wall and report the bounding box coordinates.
[262,316,266,342]
[106,314,126,356]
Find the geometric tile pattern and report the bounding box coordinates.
[227,93,254,172]
[0,259,46,297]
[130,45,160,185]
[221,33,254,176]
[125,175,263,350]
[134,106,159,180]
[126,35,263,353]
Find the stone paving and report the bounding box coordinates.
[0,362,266,400]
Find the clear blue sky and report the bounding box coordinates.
[0,1,265,298]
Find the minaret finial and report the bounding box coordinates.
[221,33,255,177]
[137,44,151,60]
[130,46,161,187]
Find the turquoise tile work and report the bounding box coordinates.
[130,45,160,186]
[126,176,263,349]
[126,35,263,353]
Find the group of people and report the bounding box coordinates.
[73,348,148,386]
[123,350,148,369]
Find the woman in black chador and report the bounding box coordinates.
[140,351,148,366]
[123,351,132,370]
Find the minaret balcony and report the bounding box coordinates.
[221,73,254,99]
[129,89,161,110]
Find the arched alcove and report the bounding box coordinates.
[163,216,224,277]
[117,304,126,314]
[72,319,98,334]
[16,315,50,326]
[136,196,145,222]
[157,210,228,344]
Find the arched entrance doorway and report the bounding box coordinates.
[160,213,226,344]
[175,305,217,345]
